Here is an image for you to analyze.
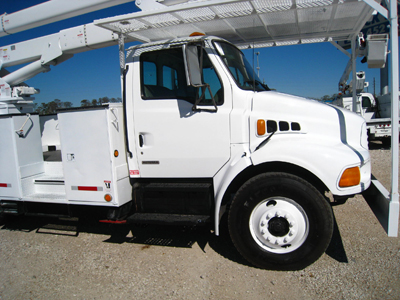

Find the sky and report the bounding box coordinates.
[1,1,385,107]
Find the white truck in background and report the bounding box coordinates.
[332,89,392,146]
[0,0,394,271]
[332,34,397,147]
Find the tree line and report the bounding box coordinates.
[318,94,338,102]
[311,94,338,102]
[35,97,122,115]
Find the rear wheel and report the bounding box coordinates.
[228,172,333,270]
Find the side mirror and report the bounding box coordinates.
[183,42,218,112]
[183,43,203,86]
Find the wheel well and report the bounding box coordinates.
[221,162,329,208]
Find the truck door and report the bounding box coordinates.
[361,95,375,121]
[132,46,231,178]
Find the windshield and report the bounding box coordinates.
[213,41,268,92]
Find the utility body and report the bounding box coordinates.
[0,0,392,270]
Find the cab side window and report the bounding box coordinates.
[362,96,373,112]
[140,47,223,105]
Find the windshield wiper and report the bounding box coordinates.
[244,79,269,91]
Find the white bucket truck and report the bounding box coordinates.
[333,34,396,146]
[0,34,371,270]
[0,0,389,270]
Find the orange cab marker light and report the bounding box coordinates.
[190,32,205,37]
[257,119,266,136]
[339,167,360,187]
[114,150,119,157]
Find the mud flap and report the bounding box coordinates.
[362,177,399,237]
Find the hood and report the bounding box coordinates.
[251,91,367,149]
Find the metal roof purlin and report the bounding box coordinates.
[94,0,376,47]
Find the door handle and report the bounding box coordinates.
[139,134,144,147]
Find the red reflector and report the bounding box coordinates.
[78,186,98,191]
[0,183,10,187]
[99,220,127,224]
[72,185,103,191]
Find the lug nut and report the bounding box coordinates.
[266,213,273,220]
[276,211,282,217]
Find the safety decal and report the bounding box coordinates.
[104,180,111,191]
[130,170,139,175]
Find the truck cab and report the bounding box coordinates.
[333,92,376,121]
[121,35,371,269]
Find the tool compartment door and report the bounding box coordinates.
[58,105,128,205]
[0,114,44,199]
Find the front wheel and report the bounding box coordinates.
[228,172,333,270]
[381,136,391,147]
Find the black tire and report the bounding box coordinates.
[228,172,333,270]
[382,137,391,148]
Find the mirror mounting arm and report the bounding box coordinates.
[192,84,218,112]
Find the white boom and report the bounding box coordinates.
[0,0,135,37]
[1,23,133,84]
[0,0,141,103]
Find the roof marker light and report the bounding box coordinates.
[190,32,205,37]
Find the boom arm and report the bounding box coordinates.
[0,0,134,37]
[0,22,138,101]
[0,0,147,102]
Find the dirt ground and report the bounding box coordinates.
[0,142,399,299]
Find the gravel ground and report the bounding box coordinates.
[0,142,399,299]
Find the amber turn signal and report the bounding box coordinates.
[339,167,360,187]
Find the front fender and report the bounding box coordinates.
[250,133,371,195]
[213,134,371,236]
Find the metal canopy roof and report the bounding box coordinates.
[94,0,376,49]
